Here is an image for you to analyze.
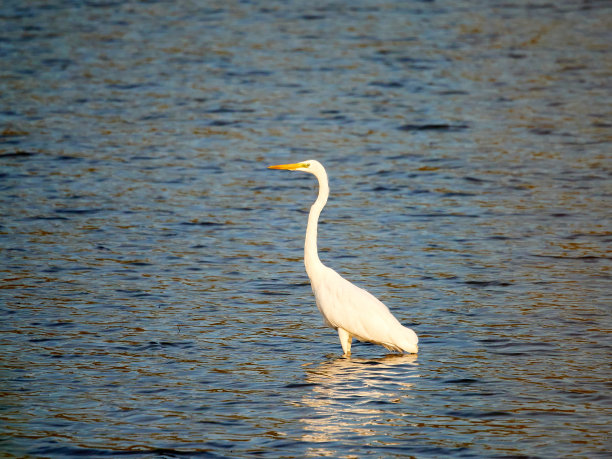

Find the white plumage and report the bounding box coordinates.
[269,159,418,356]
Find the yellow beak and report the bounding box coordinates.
[268,162,307,170]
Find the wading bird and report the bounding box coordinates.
[268,160,418,356]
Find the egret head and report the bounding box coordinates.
[268,159,323,175]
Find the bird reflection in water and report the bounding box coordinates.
[294,353,419,452]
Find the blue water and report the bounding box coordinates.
[1,1,611,457]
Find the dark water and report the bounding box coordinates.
[1,1,611,457]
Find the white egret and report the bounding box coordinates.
[269,160,418,356]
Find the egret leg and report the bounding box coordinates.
[338,328,352,357]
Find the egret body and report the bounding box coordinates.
[269,160,418,356]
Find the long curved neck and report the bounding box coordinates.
[304,168,329,279]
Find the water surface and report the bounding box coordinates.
[1,1,611,457]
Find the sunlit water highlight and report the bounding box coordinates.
[1,1,610,457]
